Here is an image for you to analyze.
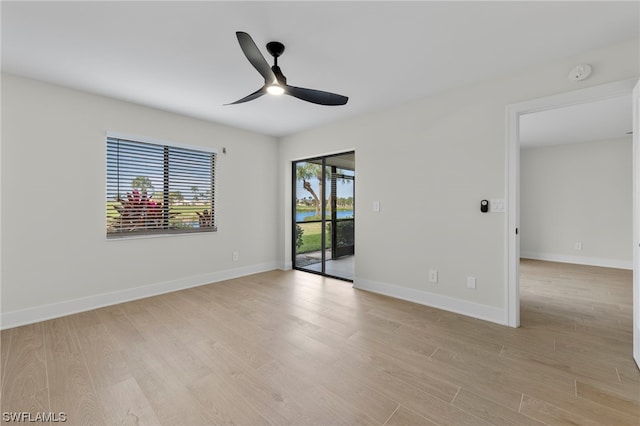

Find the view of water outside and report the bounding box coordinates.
[296,210,353,222]
[295,161,355,261]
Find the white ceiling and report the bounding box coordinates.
[520,95,633,148]
[2,1,638,137]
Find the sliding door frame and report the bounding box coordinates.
[291,151,355,281]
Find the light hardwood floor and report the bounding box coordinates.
[1,260,638,425]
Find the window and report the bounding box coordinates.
[106,134,216,238]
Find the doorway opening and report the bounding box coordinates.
[292,152,355,281]
[506,79,637,334]
[517,95,634,348]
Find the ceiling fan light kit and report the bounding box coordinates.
[266,84,285,95]
[226,31,348,106]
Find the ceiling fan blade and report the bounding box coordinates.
[224,87,266,105]
[231,32,348,107]
[286,86,348,106]
[236,31,276,83]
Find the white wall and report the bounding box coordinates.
[1,74,279,328]
[520,137,632,269]
[3,39,638,329]
[278,39,639,324]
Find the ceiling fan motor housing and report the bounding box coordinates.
[272,65,287,85]
[266,41,285,58]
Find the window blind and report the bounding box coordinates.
[106,136,216,238]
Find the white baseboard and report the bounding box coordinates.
[281,261,293,270]
[353,277,506,326]
[520,252,632,270]
[1,262,278,330]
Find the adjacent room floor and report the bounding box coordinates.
[1,260,638,425]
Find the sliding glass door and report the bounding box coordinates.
[292,152,355,281]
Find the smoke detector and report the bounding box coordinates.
[568,64,592,82]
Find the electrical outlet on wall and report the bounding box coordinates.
[574,242,583,251]
[232,251,239,261]
[429,269,438,283]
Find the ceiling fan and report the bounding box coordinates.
[226,31,348,106]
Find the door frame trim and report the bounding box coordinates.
[505,78,637,328]
[633,80,639,369]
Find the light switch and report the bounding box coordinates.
[490,199,505,213]
[467,276,477,289]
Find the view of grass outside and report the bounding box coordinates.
[106,199,212,232]
[296,221,332,254]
